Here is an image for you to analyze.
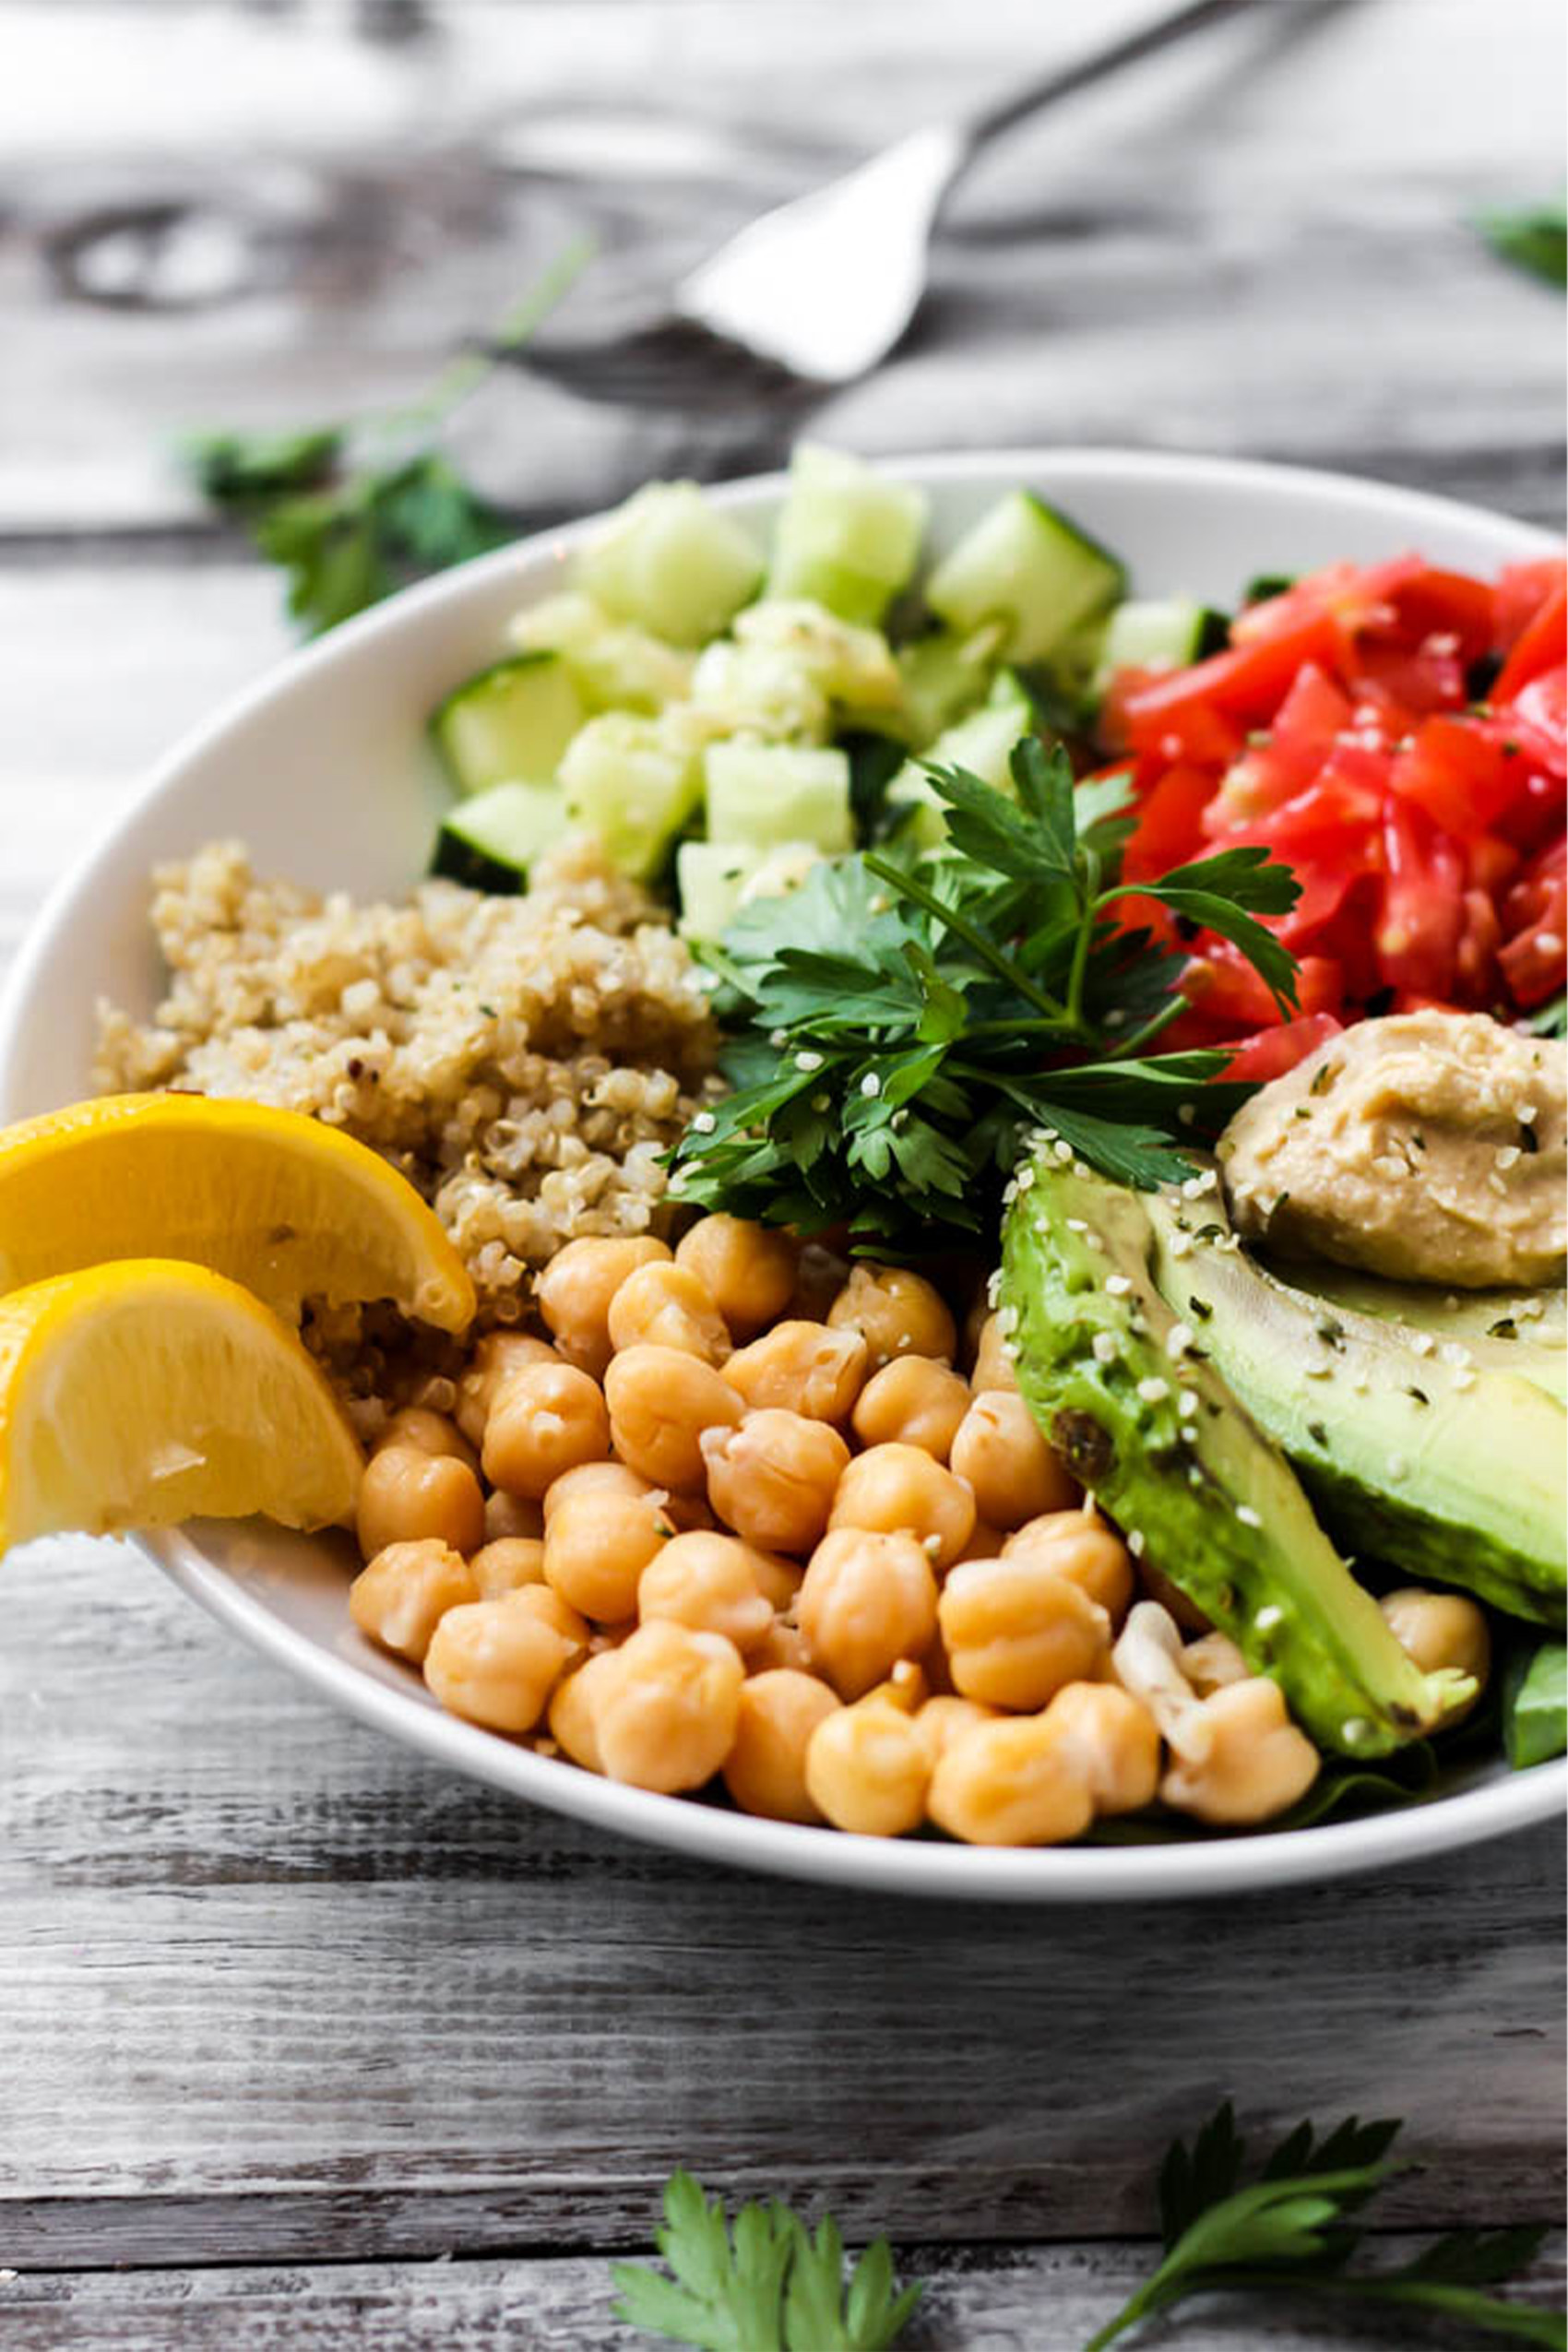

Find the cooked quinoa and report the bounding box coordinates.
[95,837,720,1328]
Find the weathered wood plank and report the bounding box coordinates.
[1,1542,1562,2265]
[2,2239,1563,2351]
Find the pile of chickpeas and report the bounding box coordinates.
[346,1217,1492,1845]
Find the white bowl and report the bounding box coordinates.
[1,447,1562,1899]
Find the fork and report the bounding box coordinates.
[507,0,1272,409]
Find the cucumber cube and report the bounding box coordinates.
[558,713,704,881]
[576,481,763,647]
[429,652,586,794]
[887,672,1036,849]
[510,591,695,713]
[676,838,819,940]
[766,445,929,625]
[703,741,853,854]
[925,492,1125,663]
[1091,598,1229,695]
[431,779,568,893]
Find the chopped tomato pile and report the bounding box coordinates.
[1099,553,1567,1078]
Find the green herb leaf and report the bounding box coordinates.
[1477,197,1568,289]
[612,2174,921,2350]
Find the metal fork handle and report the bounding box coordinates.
[963,0,1272,150]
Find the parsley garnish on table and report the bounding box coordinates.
[183,241,593,635]
[1477,197,1568,290]
[614,2106,1564,2350]
[669,739,1300,1252]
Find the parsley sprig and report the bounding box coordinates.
[1477,197,1568,290]
[612,2170,921,2350]
[670,738,1300,1250]
[613,2109,1563,2352]
[184,241,593,635]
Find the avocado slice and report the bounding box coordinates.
[1146,1184,1567,1629]
[1001,1150,1471,1758]
[1260,1261,1567,1407]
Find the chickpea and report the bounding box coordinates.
[797,1527,939,1700]
[608,1261,731,1365]
[484,1489,545,1544]
[455,1332,558,1448]
[969,1311,1019,1394]
[749,1616,815,1674]
[828,1443,975,1570]
[469,1536,547,1599]
[827,1264,956,1367]
[542,1460,654,1521]
[938,1552,1110,1711]
[1159,1678,1320,1825]
[949,1391,1076,1529]
[536,1235,671,1377]
[1182,1633,1249,1695]
[350,1538,477,1663]
[481,1360,611,1499]
[723,1669,840,1823]
[592,1620,745,1793]
[701,1409,849,1554]
[725,1322,869,1422]
[1381,1587,1491,1716]
[851,1358,970,1460]
[423,1598,573,1734]
[675,1214,798,1339]
[927,1714,1096,1847]
[747,1550,803,1611]
[547,1647,622,1772]
[357,1444,486,1562]
[505,1582,591,1661]
[955,1521,1006,1563]
[604,1345,743,1491]
[804,1694,932,1836]
[1004,1509,1134,1628]
[1042,1682,1160,1815]
[913,1694,995,1767]
[637,1530,775,1653]
[660,1489,719,1534]
[544,1486,674,1623]
[378,1405,481,1477]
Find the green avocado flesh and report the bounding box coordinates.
[1146,1190,1567,1629]
[1260,1260,1567,1407]
[1001,1154,1471,1758]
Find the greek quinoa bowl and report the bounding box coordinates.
[1,447,1563,1900]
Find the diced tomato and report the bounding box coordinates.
[1494,584,1567,701]
[1389,715,1526,837]
[1376,802,1464,998]
[1455,887,1502,1003]
[1499,838,1568,1007]
[1494,559,1568,657]
[1178,945,1340,1032]
[1503,666,1567,780]
[1119,612,1339,748]
[1122,762,1216,881]
[1230,556,1423,653]
[1347,637,1467,716]
[1467,832,1521,893]
[1383,566,1498,663]
[1222,1014,1345,1083]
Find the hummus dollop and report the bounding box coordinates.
[1217,1011,1567,1289]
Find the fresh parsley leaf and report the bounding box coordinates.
[1086,2106,1564,2351]
[1477,197,1568,289]
[1524,991,1567,1039]
[182,242,592,634]
[612,2172,921,2350]
[671,733,1302,1250]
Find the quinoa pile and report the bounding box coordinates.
[95,837,721,1339]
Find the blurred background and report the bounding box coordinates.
[2,0,1562,955]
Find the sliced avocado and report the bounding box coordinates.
[1263,1260,1567,1406]
[1001,1152,1471,1758]
[1146,1184,1567,1628]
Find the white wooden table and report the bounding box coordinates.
[2,4,1564,2343]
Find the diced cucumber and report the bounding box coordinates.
[676,838,819,940]
[430,779,567,894]
[733,600,902,713]
[925,492,1125,663]
[766,445,929,625]
[886,671,1036,849]
[576,481,763,647]
[558,714,704,881]
[509,591,694,713]
[702,741,853,854]
[1091,597,1229,695]
[896,626,1000,747]
[429,652,586,795]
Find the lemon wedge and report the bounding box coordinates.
[0,1259,363,1548]
[0,1094,474,1333]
